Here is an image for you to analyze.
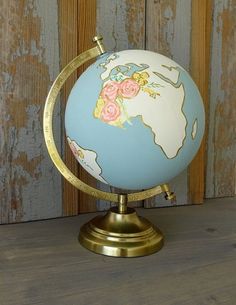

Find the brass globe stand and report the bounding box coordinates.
[79,195,164,257]
[43,36,175,257]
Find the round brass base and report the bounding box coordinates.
[79,207,164,257]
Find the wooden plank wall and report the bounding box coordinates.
[206,0,236,198]
[189,0,212,204]
[59,0,80,217]
[59,0,97,216]
[0,0,62,224]
[97,0,146,51]
[77,0,98,213]
[1,0,235,223]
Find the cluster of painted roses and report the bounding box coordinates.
[94,71,158,127]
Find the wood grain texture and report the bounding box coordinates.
[144,0,192,208]
[189,0,212,204]
[96,0,146,211]
[1,198,236,304]
[146,0,191,66]
[59,0,79,216]
[0,0,61,224]
[77,0,97,213]
[97,0,145,52]
[59,0,97,214]
[206,0,236,198]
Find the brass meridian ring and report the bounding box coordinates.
[43,41,164,203]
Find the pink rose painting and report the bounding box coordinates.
[101,81,120,102]
[93,65,159,128]
[101,101,121,122]
[119,78,140,99]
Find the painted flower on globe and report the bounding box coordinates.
[93,63,162,128]
[132,72,149,86]
[101,81,120,102]
[101,101,120,122]
[119,78,140,99]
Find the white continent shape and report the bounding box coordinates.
[101,51,187,159]
[68,138,107,184]
[101,50,180,84]
[124,75,186,158]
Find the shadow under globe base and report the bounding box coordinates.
[79,206,164,257]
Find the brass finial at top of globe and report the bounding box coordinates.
[92,35,106,54]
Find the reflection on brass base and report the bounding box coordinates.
[79,207,164,257]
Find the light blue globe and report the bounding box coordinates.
[65,50,205,190]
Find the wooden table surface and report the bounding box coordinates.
[0,198,236,305]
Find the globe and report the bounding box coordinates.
[44,38,206,257]
[65,49,205,190]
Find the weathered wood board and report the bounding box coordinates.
[59,0,80,217]
[0,0,62,224]
[59,0,97,215]
[77,0,98,213]
[97,0,146,51]
[189,0,212,204]
[206,0,236,198]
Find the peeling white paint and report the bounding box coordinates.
[206,1,224,198]
[171,0,191,69]
[20,0,62,221]
[0,0,62,223]
[206,1,226,198]
[97,0,130,51]
[206,0,236,198]
[35,0,60,80]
